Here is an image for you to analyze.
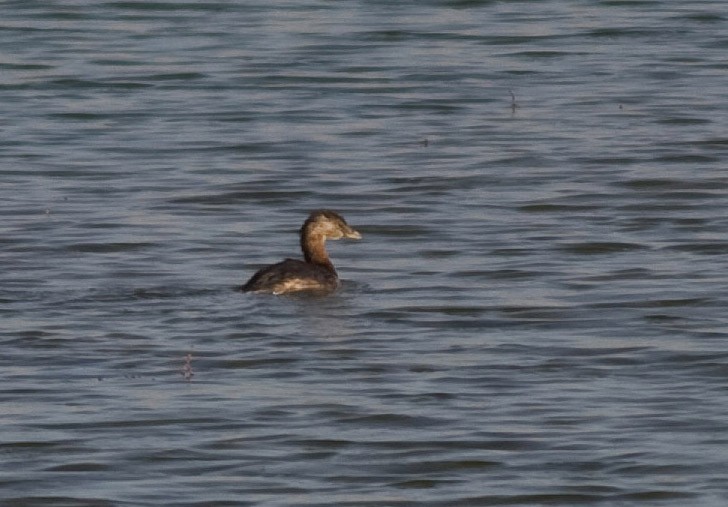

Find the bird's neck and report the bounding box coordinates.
[301,232,335,272]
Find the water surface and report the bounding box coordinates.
[2,1,728,505]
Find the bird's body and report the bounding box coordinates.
[241,210,361,295]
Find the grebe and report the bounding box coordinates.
[241,210,361,295]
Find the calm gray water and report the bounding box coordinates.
[2,1,728,505]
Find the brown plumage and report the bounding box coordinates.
[241,210,361,295]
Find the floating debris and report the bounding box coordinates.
[181,353,194,381]
[509,89,519,113]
